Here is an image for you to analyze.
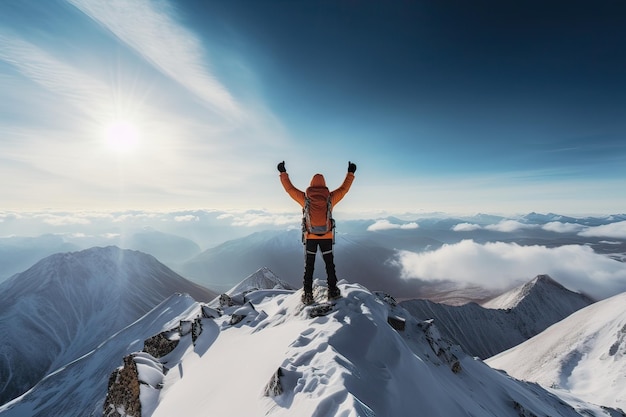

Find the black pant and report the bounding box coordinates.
[303,238,337,293]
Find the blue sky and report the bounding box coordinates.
[1,0,624,215]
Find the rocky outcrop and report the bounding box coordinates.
[219,293,236,307]
[263,367,284,397]
[142,332,179,359]
[103,313,208,416]
[103,355,141,417]
[420,320,462,374]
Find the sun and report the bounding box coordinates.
[103,120,141,153]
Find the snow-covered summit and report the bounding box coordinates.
[482,274,593,310]
[487,291,626,410]
[225,266,295,295]
[104,281,619,417]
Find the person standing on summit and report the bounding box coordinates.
[278,161,356,305]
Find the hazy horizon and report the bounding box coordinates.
[1,209,625,301]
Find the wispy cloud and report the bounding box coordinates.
[66,0,242,121]
[367,219,419,231]
[451,220,537,233]
[452,223,482,232]
[0,0,288,210]
[174,215,199,222]
[223,211,302,227]
[0,32,110,118]
[34,213,92,226]
[485,220,537,233]
[453,220,588,234]
[393,240,626,299]
[542,221,585,233]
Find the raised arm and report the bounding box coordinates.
[330,161,356,206]
[277,161,305,206]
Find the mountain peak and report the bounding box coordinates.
[225,266,295,296]
[482,274,588,310]
[522,274,566,298]
[0,245,215,406]
[530,273,563,288]
[4,245,215,303]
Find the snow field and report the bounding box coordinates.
[487,292,626,409]
[141,280,616,417]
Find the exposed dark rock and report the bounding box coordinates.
[387,315,405,331]
[375,291,398,307]
[103,355,141,417]
[420,320,462,374]
[219,293,235,307]
[143,332,179,358]
[201,305,221,319]
[263,367,284,397]
[308,303,334,318]
[230,314,246,325]
[229,302,257,325]
[104,313,210,416]
[513,400,539,417]
[142,316,208,360]
[191,318,203,343]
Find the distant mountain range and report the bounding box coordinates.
[2,212,624,297]
[176,213,626,298]
[179,229,410,295]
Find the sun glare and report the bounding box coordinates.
[104,120,141,153]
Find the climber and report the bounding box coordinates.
[277,161,356,305]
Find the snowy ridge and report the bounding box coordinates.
[487,292,626,410]
[0,293,199,417]
[106,280,620,417]
[400,274,594,359]
[0,246,215,406]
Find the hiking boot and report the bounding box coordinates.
[301,291,314,305]
[328,286,342,301]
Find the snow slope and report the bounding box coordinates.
[112,280,621,417]
[487,292,626,410]
[0,294,199,417]
[0,246,215,405]
[400,274,594,358]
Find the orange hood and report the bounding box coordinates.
[309,174,326,187]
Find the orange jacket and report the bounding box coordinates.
[280,171,355,239]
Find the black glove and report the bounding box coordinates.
[348,161,357,173]
[277,161,286,173]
